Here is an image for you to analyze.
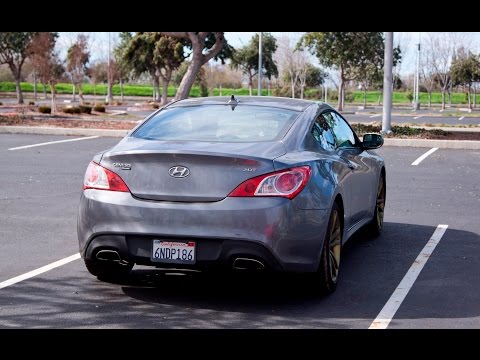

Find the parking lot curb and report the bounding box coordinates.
[2,126,480,150]
[384,138,480,149]
[0,126,129,138]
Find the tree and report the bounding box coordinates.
[296,50,311,99]
[275,36,301,99]
[87,61,107,106]
[204,62,232,96]
[159,32,232,100]
[114,32,133,102]
[356,63,383,107]
[280,50,322,99]
[299,32,399,111]
[66,34,90,104]
[123,33,160,101]
[174,60,208,94]
[123,32,184,104]
[28,32,63,113]
[29,32,58,101]
[425,33,467,110]
[420,45,438,107]
[0,32,37,104]
[230,33,278,96]
[305,65,326,88]
[451,49,480,109]
[152,34,185,104]
[104,58,121,104]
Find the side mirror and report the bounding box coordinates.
[362,133,384,149]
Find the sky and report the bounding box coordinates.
[57,32,480,78]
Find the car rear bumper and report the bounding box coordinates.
[77,190,329,272]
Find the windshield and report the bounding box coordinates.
[132,104,299,142]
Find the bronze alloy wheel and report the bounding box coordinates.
[328,209,342,283]
[316,202,342,294]
[375,176,386,231]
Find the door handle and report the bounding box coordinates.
[348,163,355,170]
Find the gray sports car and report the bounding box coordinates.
[77,96,385,293]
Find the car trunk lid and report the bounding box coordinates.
[100,137,286,202]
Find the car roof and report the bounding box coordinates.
[168,96,330,112]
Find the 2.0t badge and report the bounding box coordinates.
[168,166,190,178]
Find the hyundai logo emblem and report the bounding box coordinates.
[168,165,190,178]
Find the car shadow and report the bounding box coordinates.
[112,222,480,323]
[1,222,479,328]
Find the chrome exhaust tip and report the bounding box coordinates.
[96,250,121,262]
[232,258,265,271]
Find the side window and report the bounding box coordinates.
[311,114,336,151]
[329,111,357,148]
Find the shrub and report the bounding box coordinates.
[405,91,413,102]
[28,101,35,105]
[38,106,51,114]
[344,91,355,103]
[199,83,208,97]
[0,102,3,105]
[329,90,339,101]
[93,105,105,112]
[63,106,81,114]
[304,88,321,99]
[79,105,92,114]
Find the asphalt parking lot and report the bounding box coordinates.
[0,133,479,329]
[344,112,480,126]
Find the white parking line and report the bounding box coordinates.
[0,253,80,290]
[369,224,448,329]
[459,116,465,121]
[413,115,423,120]
[8,136,99,151]
[369,114,381,118]
[411,148,438,166]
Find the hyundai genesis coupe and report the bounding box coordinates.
[77,96,385,293]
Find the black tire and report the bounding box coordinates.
[366,172,386,237]
[316,202,342,294]
[84,259,133,279]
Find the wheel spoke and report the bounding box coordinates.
[375,178,385,229]
[330,236,341,248]
[377,180,384,197]
[331,227,341,242]
[328,210,342,281]
[329,251,339,277]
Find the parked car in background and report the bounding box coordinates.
[78,96,385,294]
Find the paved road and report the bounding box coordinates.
[344,113,480,126]
[0,134,479,328]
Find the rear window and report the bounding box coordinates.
[132,104,299,142]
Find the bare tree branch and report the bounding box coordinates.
[202,32,225,65]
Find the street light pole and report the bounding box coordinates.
[106,32,112,104]
[414,40,421,110]
[258,32,262,96]
[382,32,393,134]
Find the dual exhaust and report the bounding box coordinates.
[96,251,265,271]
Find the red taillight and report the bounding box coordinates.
[228,166,311,200]
[83,161,130,192]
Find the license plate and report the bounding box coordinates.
[152,240,195,264]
